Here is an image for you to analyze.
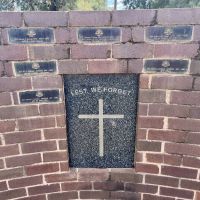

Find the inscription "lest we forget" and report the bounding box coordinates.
[9,28,55,44]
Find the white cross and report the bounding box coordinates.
[78,99,124,157]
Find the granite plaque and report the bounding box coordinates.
[146,26,193,42]
[144,59,189,73]
[9,28,54,44]
[15,61,57,76]
[20,90,60,104]
[64,75,139,168]
[78,27,121,43]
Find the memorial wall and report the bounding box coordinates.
[0,9,200,200]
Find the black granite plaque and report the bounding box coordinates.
[15,61,57,75]
[9,28,54,44]
[64,75,139,168]
[146,26,192,42]
[20,90,60,104]
[78,27,121,43]
[144,59,189,73]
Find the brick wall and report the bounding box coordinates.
[0,9,200,200]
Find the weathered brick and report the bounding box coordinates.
[94,181,124,191]
[25,163,59,176]
[0,144,19,158]
[44,128,66,139]
[194,77,200,90]
[136,164,159,174]
[143,194,175,200]
[0,92,12,106]
[62,182,92,191]
[6,154,41,168]
[39,103,65,116]
[80,191,110,199]
[112,10,155,26]
[29,45,70,60]
[128,59,143,73]
[0,12,22,27]
[185,132,200,144]
[137,141,161,152]
[0,159,4,169]
[139,90,166,103]
[45,172,77,183]
[126,183,158,194]
[9,176,42,189]
[160,187,194,199]
[18,117,56,131]
[0,120,16,133]
[183,156,200,168]
[161,166,197,179]
[24,12,68,27]
[69,11,110,26]
[21,141,57,154]
[151,76,193,90]
[138,117,164,129]
[190,106,200,119]
[121,27,132,42]
[0,188,26,200]
[4,130,41,145]
[0,77,31,92]
[190,60,200,74]
[28,184,60,196]
[0,167,24,180]
[181,179,200,191]
[0,181,7,191]
[110,191,141,199]
[71,45,111,59]
[113,43,154,59]
[132,27,145,42]
[139,75,149,89]
[48,192,78,200]
[55,28,77,44]
[3,62,14,77]
[193,25,200,41]
[145,175,179,187]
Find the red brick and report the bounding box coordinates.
[112,10,155,26]
[190,106,200,119]
[21,141,57,154]
[161,166,197,179]
[138,104,148,115]
[48,192,78,200]
[0,77,31,92]
[3,62,14,77]
[146,153,163,163]
[28,184,60,195]
[163,154,182,166]
[139,90,166,103]
[88,60,127,74]
[60,161,69,172]
[154,44,198,58]
[0,12,22,27]
[185,132,200,144]
[9,176,42,189]
[151,76,193,90]
[25,163,59,176]
[183,156,200,168]
[193,25,200,41]
[110,191,141,199]
[137,141,161,152]
[145,175,179,187]
[113,43,154,59]
[168,118,200,132]
[132,27,145,42]
[0,159,4,169]
[0,188,26,200]
[128,59,143,73]
[149,104,189,118]
[4,130,41,145]
[69,11,110,26]
[0,92,12,106]
[24,12,68,27]
[138,116,164,129]
[44,128,66,139]
[0,144,19,158]
[136,163,159,174]
[62,182,92,191]
[148,130,186,143]
[0,181,7,191]
[121,27,132,42]
[139,75,149,89]
[194,77,200,90]
[78,169,109,181]
[195,192,200,200]
[58,140,67,150]
[126,183,158,194]
[143,194,175,200]
[55,28,77,44]
[43,151,67,162]
[137,129,147,140]
[158,8,200,25]
[56,115,66,127]
[58,60,88,74]
[71,45,111,59]
[190,60,200,74]
[94,181,124,191]
[0,120,16,133]
[181,179,200,191]
[29,45,70,60]
[165,142,200,157]
[39,103,65,116]
[15,195,46,200]
[18,117,56,131]
[0,46,28,61]
[0,105,39,120]
[6,154,41,168]
[160,187,194,199]
[80,191,110,199]
[0,167,24,180]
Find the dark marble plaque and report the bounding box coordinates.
[15,61,57,75]
[146,26,192,42]
[9,28,54,44]
[64,75,139,168]
[78,27,121,43]
[144,59,189,73]
[20,90,60,104]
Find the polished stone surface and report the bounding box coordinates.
[78,27,121,43]
[64,75,139,168]
[144,59,189,73]
[9,28,54,44]
[20,90,59,104]
[146,26,192,42]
